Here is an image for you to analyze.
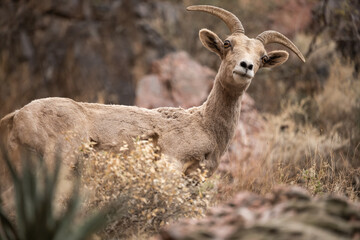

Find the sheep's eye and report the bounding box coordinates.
[261,55,269,64]
[224,40,231,48]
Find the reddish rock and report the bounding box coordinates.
[135,74,175,108]
[152,51,215,108]
[135,51,214,108]
[269,0,315,37]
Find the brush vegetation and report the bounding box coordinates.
[78,138,210,238]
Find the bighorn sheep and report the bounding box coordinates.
[0,5,305,178]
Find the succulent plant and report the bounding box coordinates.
[0,149,107,240]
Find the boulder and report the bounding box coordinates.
[135,51,214,108]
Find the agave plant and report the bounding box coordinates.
[0,149,107,240]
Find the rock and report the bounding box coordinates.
[269,0,315,37]
[135,51,214,108]
[157,186,360,240]
[135,74,175,108]
[0,0,179,118]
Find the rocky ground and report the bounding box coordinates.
[158,186,360,240]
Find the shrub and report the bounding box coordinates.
[79,138,209,238]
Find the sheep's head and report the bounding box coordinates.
[187,5,305,92]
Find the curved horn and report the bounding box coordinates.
[256,31,305,62]
[187,5,245,34]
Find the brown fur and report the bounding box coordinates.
[0,6,304,185]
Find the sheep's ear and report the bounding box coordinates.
[262,50,289,68]
[199,29,224,58]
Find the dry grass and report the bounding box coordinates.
[78,138,210,239]
[315,59,360,162]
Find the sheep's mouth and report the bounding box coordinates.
[233,70,252,79]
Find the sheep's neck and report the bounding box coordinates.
[202,73,244,155]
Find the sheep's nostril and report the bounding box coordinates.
[240,61,247,68]
[248,64,253,70]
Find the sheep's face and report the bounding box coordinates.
[199,29,289,92]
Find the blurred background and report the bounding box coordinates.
[0,0,359,197]
[0,0,357,111]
